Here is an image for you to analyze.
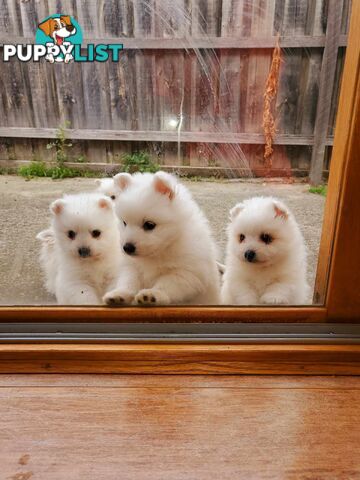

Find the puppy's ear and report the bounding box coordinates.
[94,179,102,187]
[38,18,53,36]
[229,203,244,221]
[36,228,55,244]
[153,172,175,200]
[60,15,72,26]
[50,199,65,216]
[98,197,112,210]
[273,202,289,220]
[114,173,132,191]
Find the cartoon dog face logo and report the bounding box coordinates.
[37,15,78,63]
[38,15,76,46]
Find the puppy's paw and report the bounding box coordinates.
[260,292,290,305]
[103,289,134,306]
[134,289,170,306]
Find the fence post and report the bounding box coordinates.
[309,0,343,185]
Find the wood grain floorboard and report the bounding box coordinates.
[1,375,359,479]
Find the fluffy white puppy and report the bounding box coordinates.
[37,193,121,305]
[36,178,118,253]
[221,196,309,305]
[103,171,220,306]
[94,178,118,201]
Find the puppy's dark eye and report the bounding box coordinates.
[123,220,127,227]
[67,230,76,240]
[143,221,156,231]
[239,234,245,243]
[54,24,59,30]
[110,195,116,200]
[91,230,101,238]
[260,233,273,244]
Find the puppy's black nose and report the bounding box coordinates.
[123,242,136,255]
[66,25,74,32]
[244,250,256,262]
[78,247,91,258]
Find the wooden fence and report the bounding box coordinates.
[0,0,351,182]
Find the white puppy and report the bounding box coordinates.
[221,196,309,305]
[36,178,118,253]
[103,171,220,306]
[94,178,118,202]
[37,193,121,305]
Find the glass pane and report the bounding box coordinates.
[0,0,351,307]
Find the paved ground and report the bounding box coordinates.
[0,175,325,305]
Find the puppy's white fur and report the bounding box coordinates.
[94,178,118,202]
[37,193,121,305]
[103,171,220,306]
[221,196,309,305]
[36,179,118,253]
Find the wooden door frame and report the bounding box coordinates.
[0,2,359,373]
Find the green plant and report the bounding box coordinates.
[18,162,47,178]
[122,152,159,174]
[309,185,327,197]
[187,175,219,182]
[18,161,99,180]
[207,158,220,168]
[46,121,72,166]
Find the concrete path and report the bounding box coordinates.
[0,175,325,305]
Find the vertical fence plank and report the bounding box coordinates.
[133,0,157,135]
[328,47,346,137]
[55,0,77,17]
[18,0,39,37]
[0,61,34,127]
[295,49,322,136]
[221,0,244,37]
[218,49,241,133]
[191,0,222,37]
[81,62,112,129]
[312,0,327,35]
[133,0,155,36]
[155,0,189,38]
[134,51,158,131]
[99,0,133,37]
[156,51,180,131]
[156,50,185,164]
[84,140,109,164]
[309,0,343,185]
[54,63,85,129]
[33,0,49,23]
[108,52,137,131]
[26,63,59,128]
[243,49,271,134]
[99,0,135,163]
[186,0,218,165]
[341,0,352,34]
[0,0,22,35]
[75,0,100,36]
[276,50,303,134]
[251,0,276,36]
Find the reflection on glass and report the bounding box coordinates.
[0,0,350,306]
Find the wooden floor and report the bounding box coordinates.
[1,375,360,479]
